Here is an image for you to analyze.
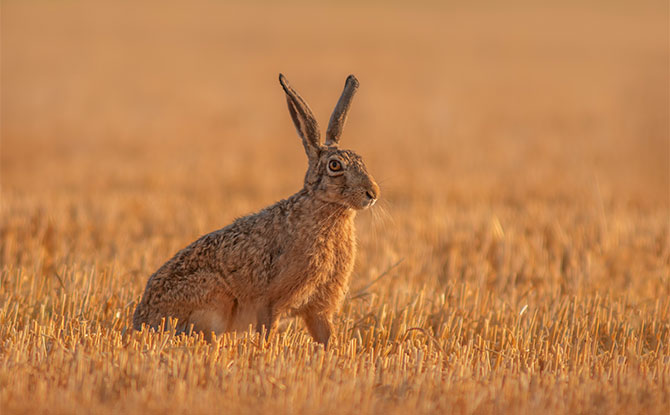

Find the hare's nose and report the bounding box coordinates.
[365,182,380,201]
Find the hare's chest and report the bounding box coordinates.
[299,226,356,310]
[280,220,356,307]
[310,221,356,289]
[329,227,356,279]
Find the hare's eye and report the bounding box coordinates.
[328,160,342,172]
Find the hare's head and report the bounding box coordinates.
[279,74,379,210]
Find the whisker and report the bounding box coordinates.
[369,200,394,228]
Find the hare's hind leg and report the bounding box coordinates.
[301,311,333,347]
[188,294,238,336]
[222,301,264,334]
[226,302,278,339]
[133,302,193,333]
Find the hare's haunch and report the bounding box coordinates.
[133,74,379,347]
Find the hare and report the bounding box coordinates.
[132,74,379,347]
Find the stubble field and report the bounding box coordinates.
[1,1,669,414]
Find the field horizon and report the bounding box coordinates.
[1,1,669,414]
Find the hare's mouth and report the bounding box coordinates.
[358,194,377,210]
[362,188,378,209]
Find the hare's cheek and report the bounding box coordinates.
[325,175,345,189]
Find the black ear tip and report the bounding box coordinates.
[346,75,359,88]
[279,74,293,93]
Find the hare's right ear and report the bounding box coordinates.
[279,74,321,160]
[325,75,359,146]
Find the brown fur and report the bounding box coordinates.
[133,74,379,347]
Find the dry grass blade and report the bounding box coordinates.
[349,258,404,300]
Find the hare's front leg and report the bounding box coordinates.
[302,312,333,347]
[256,304,278,340]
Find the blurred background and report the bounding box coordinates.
[2,3,669,412]
[1,0,668,296]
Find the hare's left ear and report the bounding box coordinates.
[325,75,359,147]
[279,74,321,161]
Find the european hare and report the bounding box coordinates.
[133,74,379,347]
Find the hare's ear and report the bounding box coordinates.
[279,74,321,160]
[325,75,359,146]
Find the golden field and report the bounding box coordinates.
[1,1,668,413]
